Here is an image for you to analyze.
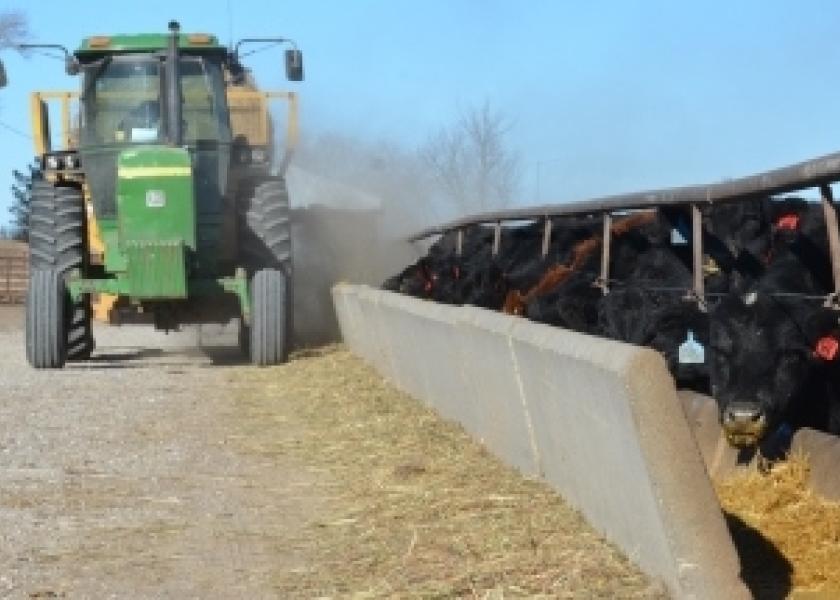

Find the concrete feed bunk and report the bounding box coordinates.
[333,283,749,600]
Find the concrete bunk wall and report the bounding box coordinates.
[332,284,749,599]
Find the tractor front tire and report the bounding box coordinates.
[27,181,93,361]
[249,269,289,366]
[25,269,67,369]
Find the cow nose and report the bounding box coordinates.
[722,402,767,447]
[724,404,763,423]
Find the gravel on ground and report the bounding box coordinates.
[0,305,662,598]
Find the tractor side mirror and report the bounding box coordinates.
[65,57,80,76]
[284,49,304,81]
[0,60,7,88]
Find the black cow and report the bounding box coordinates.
[709,288,840,447]
[524,268,603,334]
[709,202,840,446]
[383,227,493,305]
[599,241,710,390]
[702,198,770,291]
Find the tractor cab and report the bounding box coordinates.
[69,27,234,284]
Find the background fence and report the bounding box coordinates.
[0,241,28,304]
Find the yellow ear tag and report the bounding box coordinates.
[703,256,720,276]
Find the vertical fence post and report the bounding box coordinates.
[19,254,26,303]
[598,212,612,294]
[541,217,552,259]
[691,203,705,310]
[492,221,501,257]
[821,185,840,309]
[455,228,464,257]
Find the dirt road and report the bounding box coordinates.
[0,307,323,598]
[0,306,660,598]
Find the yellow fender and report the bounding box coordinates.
[84,185,118,323]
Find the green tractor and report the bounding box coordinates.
[1,21,303,368]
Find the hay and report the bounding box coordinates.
[716,452,840,597]
[231,346,665,598]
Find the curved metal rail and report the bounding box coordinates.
[409,149,840,240]
[407,149,840,310]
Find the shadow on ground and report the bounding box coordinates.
[725,512,792,600]
[199,345,250,367]
[83,349,166,363]
[68,346,250,370]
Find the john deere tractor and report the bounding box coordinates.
[0,21,303,368]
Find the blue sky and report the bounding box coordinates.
[2,0,840,226]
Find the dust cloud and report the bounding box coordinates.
[287,131,431,345]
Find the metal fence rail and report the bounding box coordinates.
[409,149,840,241]
[406,149,840,312]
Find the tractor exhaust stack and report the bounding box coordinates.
[165,20,182,146]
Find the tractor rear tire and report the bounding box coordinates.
[238,178,294,357]
[29,182,84,272]
[27,181,94,361]
[249,268,289,366]
[239,179,292,269]
[66,302,94,360]
[25,269,67,369]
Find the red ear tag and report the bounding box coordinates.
[775,213,800,231]
[815,336,840,361]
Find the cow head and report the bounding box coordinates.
[710,291,840,447]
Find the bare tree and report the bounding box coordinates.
[1,12,31,240]
[0,11,28,50]
[420,102,520,217]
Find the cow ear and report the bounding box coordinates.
[774,212,800,231]
[814,335,840,361]
[803,308,840,361]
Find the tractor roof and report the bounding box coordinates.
[75,33,225,56]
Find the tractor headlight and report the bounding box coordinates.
[64,154,78,169]
[45,155,61,170]
[251,148,267,164]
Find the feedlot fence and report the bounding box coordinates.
[409,149,840,311]
[0,249,28,304]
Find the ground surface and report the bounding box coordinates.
[0,306,661,598]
